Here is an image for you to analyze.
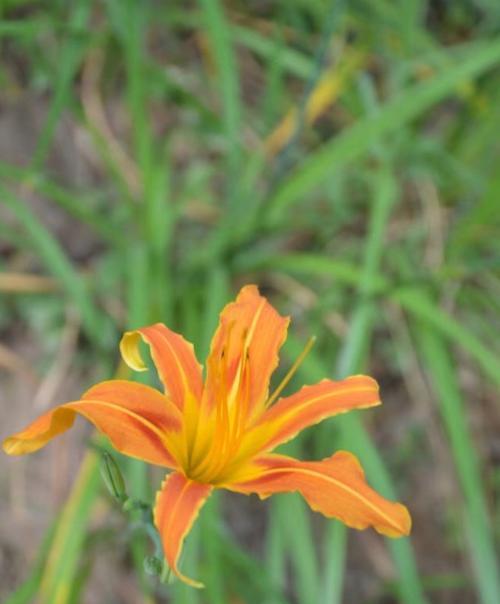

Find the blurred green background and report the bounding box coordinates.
[1,1,500,603]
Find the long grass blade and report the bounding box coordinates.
[37,451,102,604]
[266,39,500,224]
[198,0,241,173]
[0,187,110,345]
[31,1,91,170]
[393,288,500,388]
[326,167,426,603]
[414,313,500,603]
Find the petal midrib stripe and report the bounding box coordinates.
[159,476,211,566]
[155,330,200,400]
[262,385,380,426]
[259,464,404,532]
[227,299,265,404]
[163,477,191,563]
[71,399,177,448]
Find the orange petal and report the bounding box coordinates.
[154,472,212,588]
[204,285,289,419]
[3,380,182,467]
[227,452,411,537]
[245,375,380,455]
[120,324,203,411]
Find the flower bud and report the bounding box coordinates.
[100,452,127,502]
[144,555,163,576]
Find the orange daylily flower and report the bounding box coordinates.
[3,285,410,587]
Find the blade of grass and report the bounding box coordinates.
[171,525,202,604]
[38,368,146,604]
[198,266,229,357]
[233,250,389,291]
[110,0,176,323]
[38,451,102,604]
[265,38,500,225]
[270,0,346,181]
[232,24,313,78]
[31,0,91,171]
[144,143,175,323]
[285,323,426,604]
[218,530,289,604]
[325,166,426,603]
[124,243,154,596]
[0,187,110,346]
[198,0,241,176]
[393,288,500,388]
[262,395,320,604]
[265,49,365,157]
[0,162,121,246]
[414,312,500,604]
[242,252,500,389]
[279,493,320,604]
[3,522,57,604]
[158,10,313,78]
[111,4,172,594]
[0,18,49,37]
[321,521,347,604]
[122,0,152,186]
[199,494,226,603]
[265,500,288,604]
[196,0,246,265]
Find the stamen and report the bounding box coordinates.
[208,348,230,472]
[264,336,316,409]
[235,348,251,436]
[230,345,249,437]
[226,327,247,408]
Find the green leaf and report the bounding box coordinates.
[266,39,500,224]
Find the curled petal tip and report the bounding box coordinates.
[2,437,17,455]
[402,505,412,535]
[239,284,260,297]
[3,436,46,456]
[345,374,379,388]
[154,473,212,589]
[120,331,148,372]
[174,571,205,589]
[386,503,412,538]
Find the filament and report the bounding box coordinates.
[264,336,316,409]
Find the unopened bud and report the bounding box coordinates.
[122,498,134,512]
[144,555,163,576]
[100,452,127,502]
[122,497,150,512]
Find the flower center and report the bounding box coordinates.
[184,335,316,484]
[185,335,251,483]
